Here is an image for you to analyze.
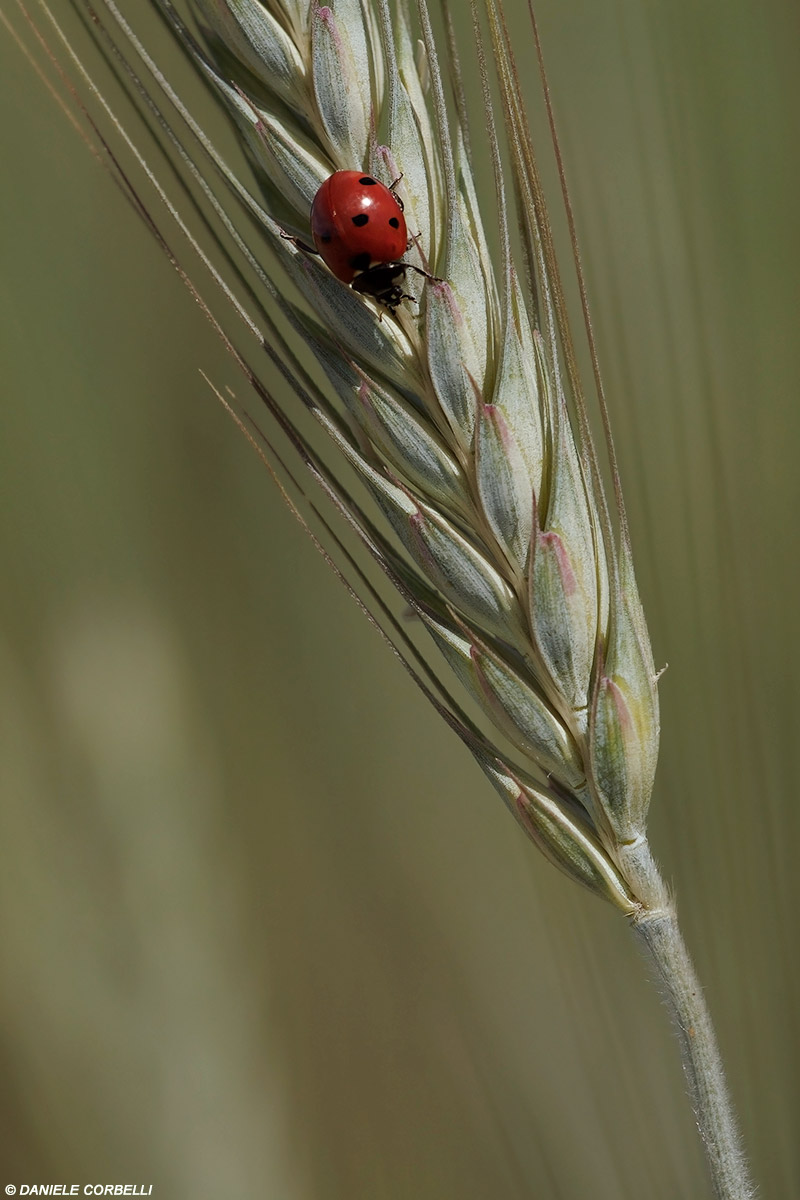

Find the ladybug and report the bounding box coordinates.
[286,170,437,313]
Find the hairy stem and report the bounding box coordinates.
[628,843,754,1200]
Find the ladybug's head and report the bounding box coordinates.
[350,263,414,313]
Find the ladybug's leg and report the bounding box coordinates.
[279,231,319,256]
[388,173,405,211]
[390,261,444,285]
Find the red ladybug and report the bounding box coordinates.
[287,170,437,313]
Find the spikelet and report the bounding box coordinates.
[125,0,661,912]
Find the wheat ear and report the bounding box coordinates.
[30,0,754,1194]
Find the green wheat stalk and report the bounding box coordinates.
[8,0,755,1195]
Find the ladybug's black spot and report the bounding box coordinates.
[388,217,400,229]
[350,252,371,273]
[359,176,377,185]
[351,213,369,227]
[319,234,332,243]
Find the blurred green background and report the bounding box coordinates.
[0,1,797,1196]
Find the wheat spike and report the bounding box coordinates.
[109,0,664,913]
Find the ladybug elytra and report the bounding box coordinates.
[285,170,437,313]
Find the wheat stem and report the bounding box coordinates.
[628,840,754,1200]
